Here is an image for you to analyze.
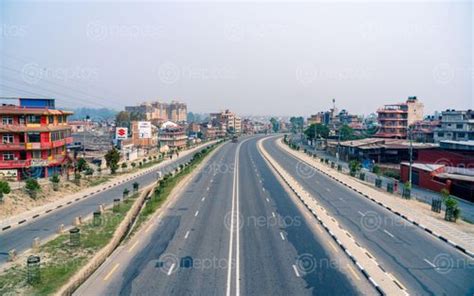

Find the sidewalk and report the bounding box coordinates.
[300,143,474,223]
[279,138,474,258]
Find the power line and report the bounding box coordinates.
[0,49,125,103]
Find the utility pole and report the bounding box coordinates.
[408,126,413,186]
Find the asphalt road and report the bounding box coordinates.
[0,144,213,265]
[75,136,373,296]
[262,136,474,295]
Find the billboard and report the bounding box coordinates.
[138,121,152,139]
[116,127,128,140]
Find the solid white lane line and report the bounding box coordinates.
[383,229,395,238]
[195,210,199,217]
[292,264,301,277]
[236,145,241,296]
[280,232,285,240]
[185,230,190,239]
[272,212,276,218]
[358,211,365,217]
[167,263,175,275]
[424,259,436,268]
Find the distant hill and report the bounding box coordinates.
[68,107,118,121]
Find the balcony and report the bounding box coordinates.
[0,142,26,151]
[0,155,68,169]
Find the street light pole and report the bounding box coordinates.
[408,126,413,187]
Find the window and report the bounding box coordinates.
[18,115,25,124]
[58,115,63,123]
[27,132,41,143]
[437,132,444,137]
[2,116,13,125]
[3,153,14,161]
[27,115,41,124]
[2,134,14,144]
[456,124,463,129]
[32,150,41,159]
[48,115,54,124]
[457,132,465,138]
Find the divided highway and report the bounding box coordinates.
[262,136,474,295]
[0,144,213,265]
[75,136,374,296]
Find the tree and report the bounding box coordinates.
[104,148,121,174]
[442,189,460,222]
[115,111,131,128]
[349,160,362,176]
[25,178,41,199]
[339,124,355,141]
[121,162,128,170]
[0,180,11,202]
[304,123,329,140]
[289,116,304,133]
[84,167,94,177]
[270,118,280,133]
[76,158,88,172]
[50,173,60,191]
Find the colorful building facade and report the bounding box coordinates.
[0,98,73,180]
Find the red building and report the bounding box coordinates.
[0,98,73,180]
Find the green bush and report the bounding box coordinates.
[25,178,41,199]
[0,180,11,202]
[50,174,60,191]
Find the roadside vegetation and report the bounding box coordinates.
[0,193,138,296]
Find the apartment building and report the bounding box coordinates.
[434,109,474,142]
[376,96,424,139]
[0,98,73,180]
[125,100,187,123]
[158,121,187,149]
[210,109,241,134]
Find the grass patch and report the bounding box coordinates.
[0,194,138,296]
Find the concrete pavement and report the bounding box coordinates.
[74,136,373,296]
[263,136,474,295]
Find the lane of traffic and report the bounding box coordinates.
[263,136,474,295]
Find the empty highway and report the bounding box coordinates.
[75,136,374,296]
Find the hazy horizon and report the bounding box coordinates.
[1,1,472,117]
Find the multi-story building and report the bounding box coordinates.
[210,109,241,134]
[157,121,187,149]
[376,96,424,139]
[307,112,324,125]
[125,100,187,123]
[411,119,440,143]
[0,98,73,180]
[434,109,474,142]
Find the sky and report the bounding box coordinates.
[0,1,472,117]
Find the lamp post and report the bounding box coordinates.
[408,126,413,187]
